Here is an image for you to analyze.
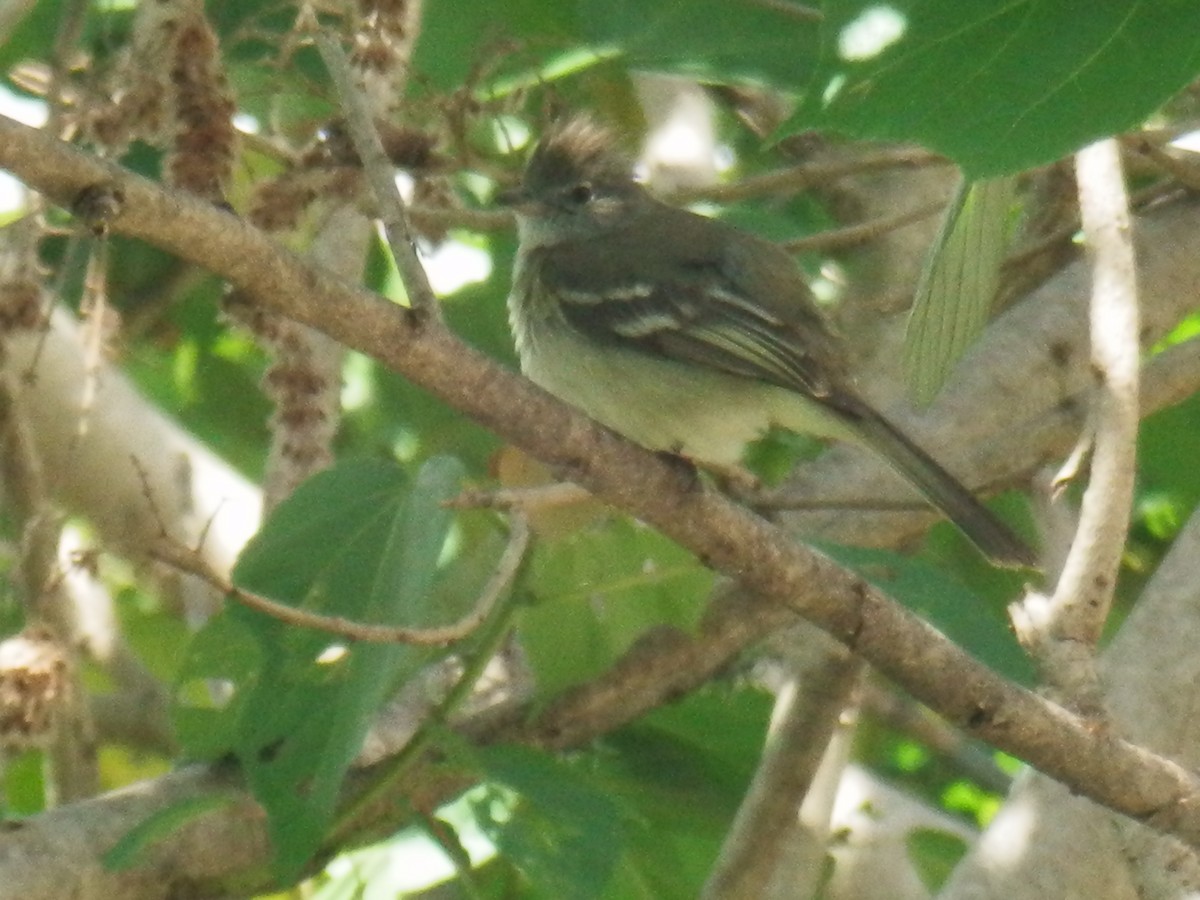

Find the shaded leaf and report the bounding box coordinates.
[519,519,712,694]
[175,458,464,879]
[818,542,1034,683]
[794,0,1200,176]
[473,745,626,900]
[581,0,820,89]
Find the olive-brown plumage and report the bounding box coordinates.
[506,118,1036,568]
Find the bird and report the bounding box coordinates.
[502,117,1036,569]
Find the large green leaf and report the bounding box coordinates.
[1138,388,1200,520]
[473,745,627,900]
[594,688,773,898]
[417,0,820,100]
[415,0,580,92]
[468,688,770,899]
[795,0,1200,176]
[175,457,464,879]
[580,0,820,89]
[518,518,713,695]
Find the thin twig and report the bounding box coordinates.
[676,147,948,205]
[313,30,441,320]
[150,513,529,646]
[444,481,591,511]
[781,200,945,253]
[72,237,108,448]
[1122,133,1200,192]
[752,484,1016,514]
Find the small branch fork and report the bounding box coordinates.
[133,453,530,646]
[147,516,528,646]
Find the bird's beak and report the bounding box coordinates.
[496,185,533,211]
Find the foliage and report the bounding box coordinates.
[171,459,463,878]
[1,0,1199,898]
[796,0,1200,177]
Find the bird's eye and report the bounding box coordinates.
[567,183,594,204]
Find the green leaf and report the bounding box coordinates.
[415,0,580,92]
[473,745,626,900]
[593,688,773,897]
[172,612,264,759]
[904,176,1017,404]
[907,827,970,891]
[175,458,465,880]
[233,460,409,600]
[1139,387,1200,518]
[417,0,819,99]
[357,266,512,475]
[794,0,1200,176]
[580,0,821,89]
[518,519,712,694]
[246,457,463,879]
[818,543,1034,683]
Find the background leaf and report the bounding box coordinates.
[794,0,1200,176]
[580,0,820,89]
[819,542,1034,684]
[518,518,713,695]
[176,457,464,878]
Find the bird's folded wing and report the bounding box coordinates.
[548,265,838,403]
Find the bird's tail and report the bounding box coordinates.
[849,406,1037,569]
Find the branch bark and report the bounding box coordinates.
[1010,139,1140,710]
[944,499,1200,899]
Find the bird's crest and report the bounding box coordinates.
[524,117,633,189]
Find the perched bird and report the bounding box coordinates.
[504,117,1035,568]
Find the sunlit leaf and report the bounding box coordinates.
[904,176,1016,404]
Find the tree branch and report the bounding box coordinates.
[1010,139,1140,710]
[702,643,864,899]
[148,514,529,646]
[313,28,440,320]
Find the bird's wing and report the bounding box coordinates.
[536,212,848,404]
